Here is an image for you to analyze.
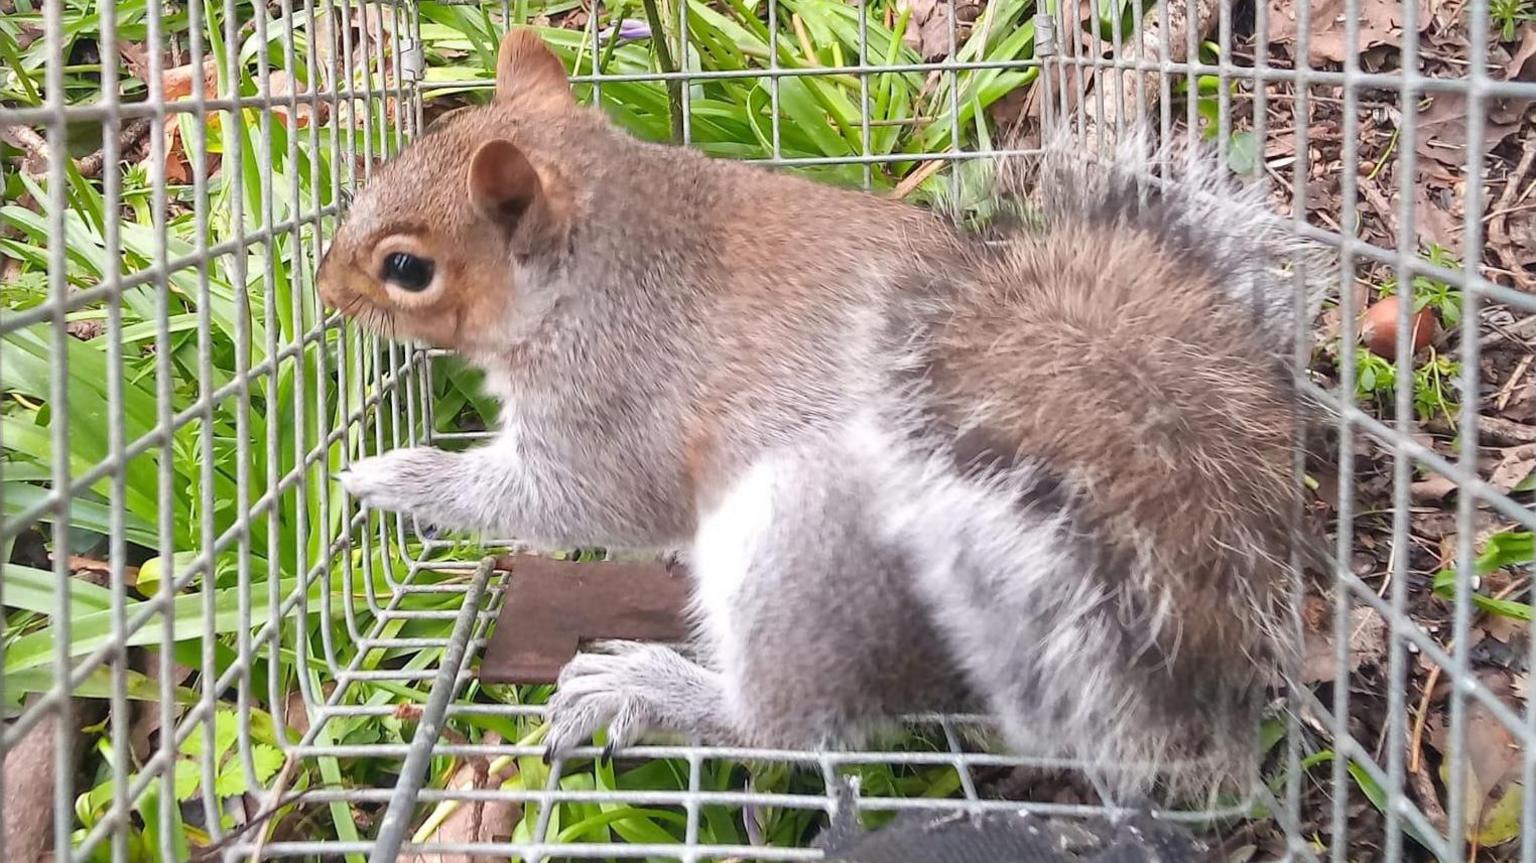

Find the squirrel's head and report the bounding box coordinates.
[316,27,578,351]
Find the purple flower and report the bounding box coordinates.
[601,18,651,42]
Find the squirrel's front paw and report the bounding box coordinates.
[337,448,449,514]
[336,454,405,511]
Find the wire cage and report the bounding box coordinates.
[2,0,1535,860]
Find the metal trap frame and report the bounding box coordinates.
[2,0,1535,860]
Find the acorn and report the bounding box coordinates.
[1359,295,1436,360]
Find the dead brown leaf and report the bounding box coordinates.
[130,650,196,763]
[354,4,393,47]
[1489,444,1536,493]
[986,85,1035,136]
[116,39,150,82]
[1412,33,1535,176]
[1415,91,1528,171]
[1431,674,1526,847]
[44,555,139,590]
[265,70,329,129]
[149,58,220,184]
[1507,26,1536,82]
[1501,212,1536,287]
[13,21,40,51]
[66,320,104,341]
[1411,473,1460,502]
[283,681,335,740]
[1487,52,1536,290]
[404,732,519,863]
[311,0,392,81]
[896,0,982,60]
[1413,175,1466,256]
[1484,612,1528,646]
[162,58,218,103]
[898,0,948,60]
[284,689,311,739]
[1301,598,1388,684]
[1267,0,1429,65]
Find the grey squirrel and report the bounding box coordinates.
[316,26,1329,802]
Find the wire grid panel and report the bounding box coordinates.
[3,0,1535,861]
[0,0,429,859]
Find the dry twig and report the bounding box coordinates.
[1067,0,1219,146]
[2,118,154,180]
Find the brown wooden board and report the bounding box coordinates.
[478,554,693,684]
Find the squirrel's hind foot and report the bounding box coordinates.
[541,640,733,762]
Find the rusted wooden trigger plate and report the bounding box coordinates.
[477,553,693,685]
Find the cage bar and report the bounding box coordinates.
[0,0,1530,860]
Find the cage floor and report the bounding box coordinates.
[222,542,1279,862]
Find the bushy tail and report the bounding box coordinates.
[943,124,1335,362]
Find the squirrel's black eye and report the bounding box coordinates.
[381,252,434,292]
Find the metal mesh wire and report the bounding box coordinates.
[2,0,1534,860]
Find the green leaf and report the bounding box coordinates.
[1,563,115,614]
[135,552,192,598]
[1473,595,1532,620]
[213,766,247,799]
[174,759,202,802]
[1481,531,1534,570]
[1,481,160,549]
[1348,760,1442,855]
[1346,760,1388,810]
[1431,531,1535,619]
[252,743,285,784]
[1431,570,1534,620]
[555,808,689,844]
[215,709,242,756]
[1476,781,1525,847]
[139,778,193,862]
[3,578,305,674]
[2,665,201,704]
[1228,131,1259,177]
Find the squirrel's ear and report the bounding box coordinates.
[468,138,569,255]
[494,27,572,108]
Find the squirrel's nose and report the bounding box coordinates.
[314,250,344,310]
